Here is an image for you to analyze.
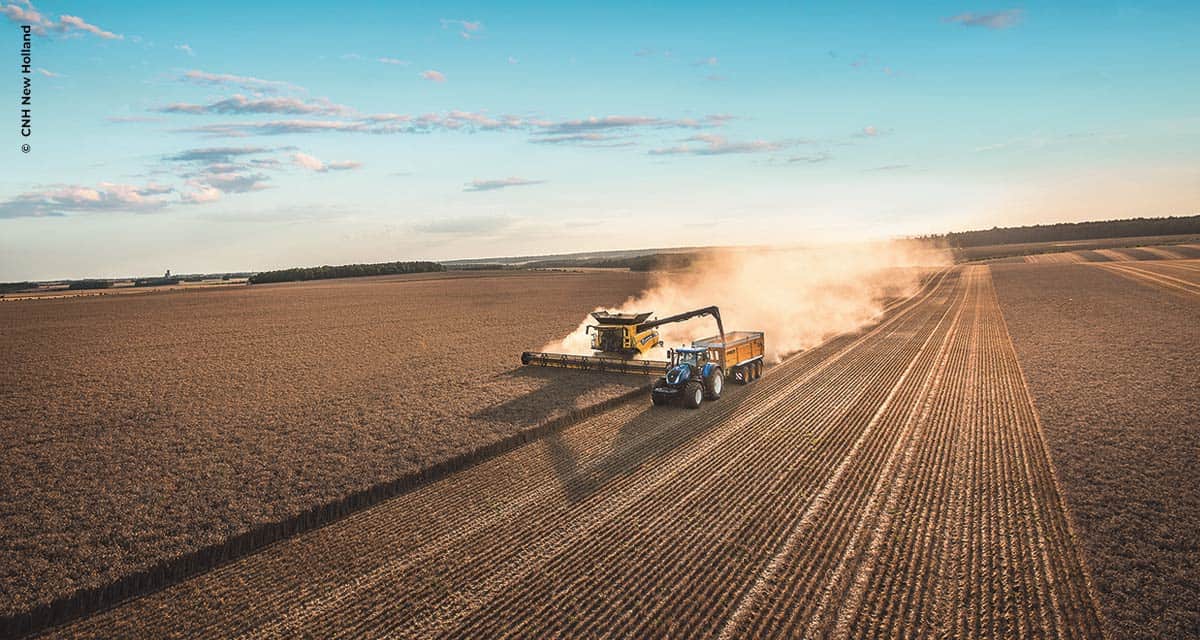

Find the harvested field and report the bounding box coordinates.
[993,262,1200,639]
[38,266,1105,639]
[956,234,1200,263]
[0,270,651,633]
[1090,259,1200,298]
[1006,244,1200,265]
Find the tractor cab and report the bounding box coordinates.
[669,347,708,368]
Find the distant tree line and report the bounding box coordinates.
[248,261,445,284]
[926,215,1200,248]
[0,281,36,293]
[67,280,113,290]
[524,252,703,272]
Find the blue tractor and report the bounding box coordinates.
[651,346,726,409]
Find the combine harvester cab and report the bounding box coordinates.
[651,331,765,409]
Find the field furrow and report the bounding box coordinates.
[39,266,1106,639]
[1091,261,1200,297]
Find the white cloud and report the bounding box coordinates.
[943,9,1024,30]
[649,134,785,156]
[160,95,354,116]
[3,2,122,39]
[464,177,544,192]
[420,69,447,82]
[292,152,362,172]
[0,182,172,218]
[175,43,194,56]
[378,57,410,66]
[180,70,301,94]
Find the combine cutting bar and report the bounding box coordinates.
[520,352,669,376]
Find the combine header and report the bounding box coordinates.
[521,306,726,376]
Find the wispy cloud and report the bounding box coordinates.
[537,114,728,135]
[292,152,361,172]
[3,2,122,39]
[857,125,892,137]
[649,134,785,156]
[175,43,194,56]
[528,133,633,147]
[159,95,354,116]
[464,177,544,192]
[36,68,59,77]
[171,103,733,143]
[507,56,519,65]
[943,9,1024,29]
[864,164,909,172]
[0,182,171,218]
[692,56,718,67]
[788,152,831,164]
[165,147,274,163]
[180,70,301,94]
[420,69,447,83]
[378,57,410,66]
[441,18,482,39]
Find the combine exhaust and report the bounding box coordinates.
[520,351,669,376]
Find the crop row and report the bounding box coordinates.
[46,267,1103,639]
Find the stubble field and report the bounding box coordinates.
[993,260,1200,639]
[4,256,1197,639]
[0,270,649,632]
[30,265,1116,639]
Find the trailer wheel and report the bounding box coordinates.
[705,369,724,400]
[754,360,763,380]
[683,381,704,409]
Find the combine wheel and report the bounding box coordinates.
[705,369,724,400]
[682,381,704,409]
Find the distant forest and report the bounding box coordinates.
[930,215,1200,248]
[523,252,703,272]
[248,261,445,284]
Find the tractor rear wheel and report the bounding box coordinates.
[706,369,724,400]
[683,381,704,409]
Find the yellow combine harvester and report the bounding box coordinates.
[521,306,725,376]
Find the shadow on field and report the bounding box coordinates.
[472,366,643,426]
[543,384,750,504]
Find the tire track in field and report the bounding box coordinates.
[362,275,962,638]
[705,266,1104,639]
[46,273,952,639]
[1091,261,1200,298]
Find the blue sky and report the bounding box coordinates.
[2,1,1198,280]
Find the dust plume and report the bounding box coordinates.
[542,240,952,363]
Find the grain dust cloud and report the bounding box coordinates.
[544,240,952,363]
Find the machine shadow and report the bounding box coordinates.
[471,366,646,427]
[543,384,749,504]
